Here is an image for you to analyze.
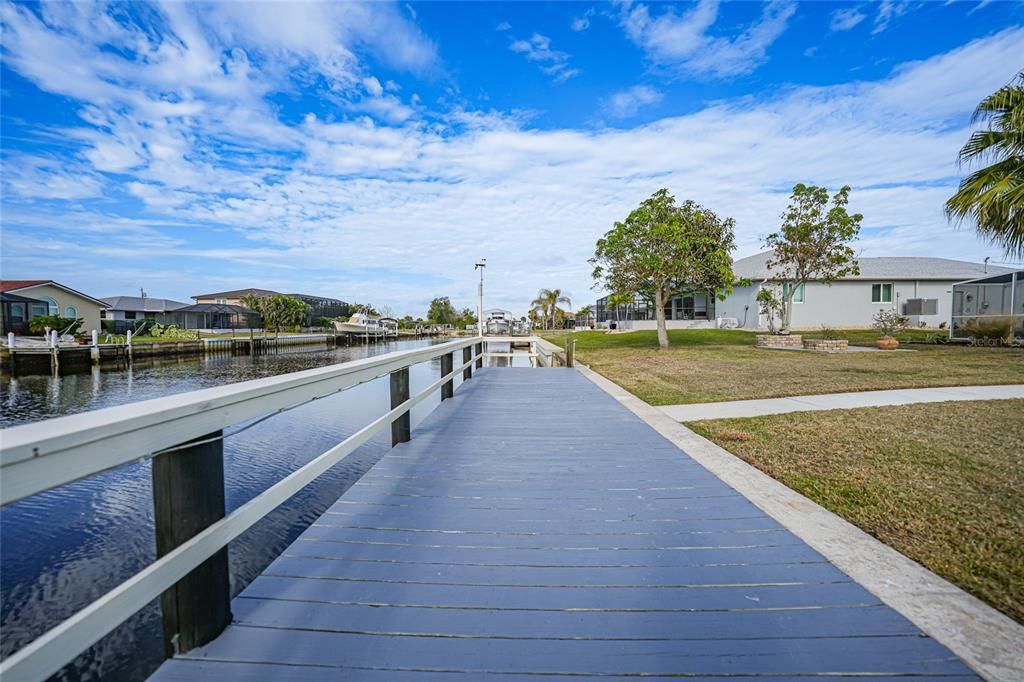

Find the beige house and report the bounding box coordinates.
[0,280,110,334]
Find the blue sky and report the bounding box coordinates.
[1,1,1022,317]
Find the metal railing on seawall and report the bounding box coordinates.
[0,337,515,682]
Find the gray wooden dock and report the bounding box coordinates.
[149,367,978,681]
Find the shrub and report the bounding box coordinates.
[819,326,847,340]
[871,309,910,337]
[101,320,117,334]
[147,323,198,340]
[756,288,785,334]
[28,315,83,336]
[963,316,1013,341]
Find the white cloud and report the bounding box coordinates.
[496,21,511,31]
[830,8,866,32]
[873,0,910,34]
[2,2,1022,315]
[508,33,581,83]
[571,9,595,32]
[606,85,663,118]
[619,0,797,78]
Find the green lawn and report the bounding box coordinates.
[547,329,1024,404]
[688,399,1024,624]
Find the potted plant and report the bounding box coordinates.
[872,309,909,349]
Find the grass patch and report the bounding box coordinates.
[547,330,1024,404]
[688,399,1024,624]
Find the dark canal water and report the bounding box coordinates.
[0,338,519,681]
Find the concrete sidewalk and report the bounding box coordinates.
[658,384,1024,421]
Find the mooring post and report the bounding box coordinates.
[390,367,411,446]
[151,431,232,658]
[441,352,454,400]
[566,336,575,368]
[7,332,14,348]
[463,345,472,381]
[475,341,483,370]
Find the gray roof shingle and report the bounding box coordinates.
[101,296,189,312]
[732,251,1013,281]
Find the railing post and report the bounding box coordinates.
[463,345,472,381]
[475,341,483,370]
[151,432,231,658]
[390,367,411,445]
[441,352,454,400]
[567,336,575,368]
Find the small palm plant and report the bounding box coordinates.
[945,71,1024,258]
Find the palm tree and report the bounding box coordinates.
[577,304,593,328]
[531,288,571,330]
[945,71,1024,259]
[607,292,634,327]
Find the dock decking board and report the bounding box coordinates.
[150,368,979,680]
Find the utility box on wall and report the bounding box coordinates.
[904,298,938,316]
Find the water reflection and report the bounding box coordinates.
[0,338,532,682]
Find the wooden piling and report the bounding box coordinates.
[390,368,411,446]
[151,432,232,658]
[441,353,454,400]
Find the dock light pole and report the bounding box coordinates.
[475,259,486,338]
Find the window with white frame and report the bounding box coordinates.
[783,282,805,303]
[871,283,893,303]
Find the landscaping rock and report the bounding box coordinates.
[756,334,803,348]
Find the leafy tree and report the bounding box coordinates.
[946,71,1024,259]
[456,307,477,329]
[348,302,380,317]
[241,293,309,331]
[399,315,416,329]
[427,296,457,325]
[530,288,571,330]
[591,188,737,349]
[764,184,862,333]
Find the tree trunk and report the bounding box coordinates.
[655,288,669,349]
[782,287,794,333]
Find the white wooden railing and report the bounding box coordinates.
[0,337,497,682]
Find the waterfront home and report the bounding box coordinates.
[721,253,1013,329]
[100,295,189,333]
[192,288,350,325]
[593,254,1012,330]
[167,303,261,330]
[0,280,110,334]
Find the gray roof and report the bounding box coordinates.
[732,251,1014,282]
[102,296,189,312]
[192,287,280,300]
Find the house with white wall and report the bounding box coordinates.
[718,252,1013,329]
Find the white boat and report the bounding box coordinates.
[333,312,382,335]
[484,309,512,336]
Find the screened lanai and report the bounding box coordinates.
[950,270,1023,340]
